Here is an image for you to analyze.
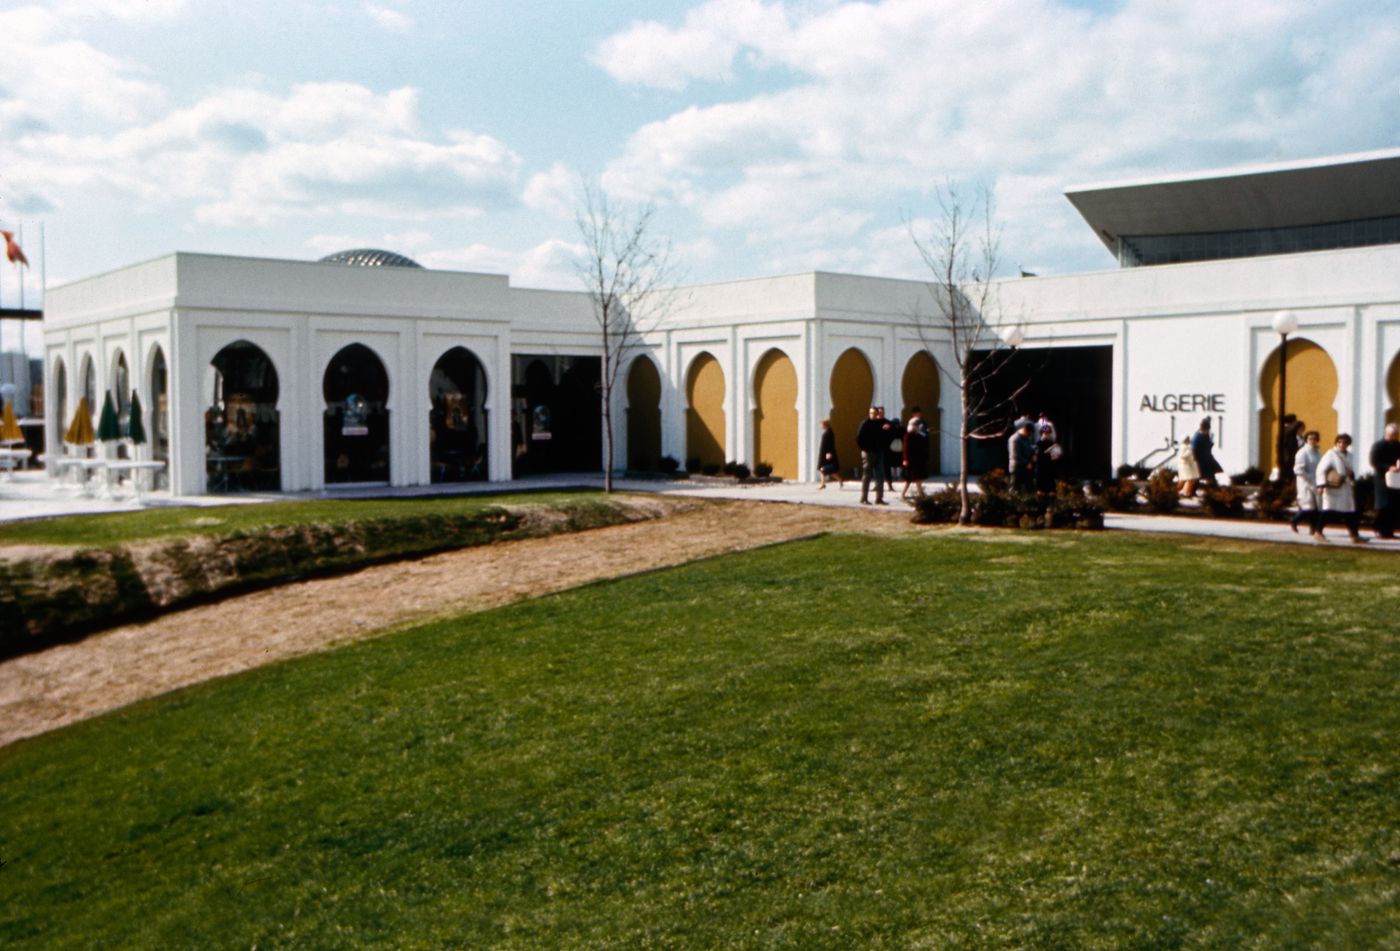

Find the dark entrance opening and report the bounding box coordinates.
[511,354,602,476]
[323,343,390,484]
[968,344,1113,481]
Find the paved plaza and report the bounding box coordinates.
[2,467,1397,549]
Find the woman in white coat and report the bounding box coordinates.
[1290,430,1322,536]
[1315,433,1365,543]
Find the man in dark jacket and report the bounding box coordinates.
[1371,423,1400,539]
[1008,419,1035,493]
[857,406,892,505]
[1190,418,1221,487]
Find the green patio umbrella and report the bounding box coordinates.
[96,390,121,444]
[126,390,147,446]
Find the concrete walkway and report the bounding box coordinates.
[1,468,1396,550]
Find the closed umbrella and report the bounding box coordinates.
[64,397,95,446]
[96,391,121,444]
[0,400,23,445]
[126,391,147,446]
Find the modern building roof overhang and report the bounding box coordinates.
[1065,147,1400,255]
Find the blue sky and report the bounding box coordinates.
[2,0,1399,320]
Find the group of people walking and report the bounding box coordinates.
[1178,414,1400,543]
[1290,422,1400,543]
[817,405,931,504]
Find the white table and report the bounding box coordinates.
[47,456,107,493]
[0,447,32,479]
[103,460,167,501]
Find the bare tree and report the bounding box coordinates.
[576,182,677,492]
[910,182,1028,523]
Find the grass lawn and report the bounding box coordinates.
[0,489,605,547]
[1,531,1396,948]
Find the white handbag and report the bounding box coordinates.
[1386,470,1400,490]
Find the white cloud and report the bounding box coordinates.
[596,0,1400,276]
[522,162,581,220]
[9,80,522,225]
[364,2,413,33]
[0,6,167,136]
[591,0,792,91]
[420,238,585,289]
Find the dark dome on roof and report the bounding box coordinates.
[318,248,424,269]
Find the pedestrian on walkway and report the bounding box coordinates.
[901,407,929,501]
[857,405,892,505]
[1316,433,1365,543]
[817,418,843,489]
[1290,430,1322,536]
[1008,419,1035,493]
[1369,422,1400,539]
[1176,436,1201,497]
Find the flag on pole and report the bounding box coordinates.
[1,230,28,268]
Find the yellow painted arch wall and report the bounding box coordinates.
[901,350,940,474]
[828,348,874,478]
[686,353,726,470]
[626,356,662,471]
[753,349,798,479]
[1257,337,1338,472]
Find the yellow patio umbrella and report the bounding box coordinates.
[0,400,23,444]
[64,397,95,447]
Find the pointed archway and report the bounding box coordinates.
[753,349,798,479]
[685,353,725,471]
[1258,337,1337,472]
[828,348,874,481]
[901,350,940,475]
[626,356,662,471]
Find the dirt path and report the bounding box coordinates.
[0,501,916,748]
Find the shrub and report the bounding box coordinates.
[1116,464,1151,481]
[1201,484,1246,517]
[1231,466,1266,486]
[731,463,751,480]
[911,488,962,524]
[1048,481,1106,530]
[753,462,773,479]
[686,457,701,474]
[701,463,720,476]
[1097,477,1140,512]
[1143,470,1180,514]
[659,455,680,474]
[1252,478,1296,521]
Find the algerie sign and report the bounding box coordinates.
[1139,393,1225,413]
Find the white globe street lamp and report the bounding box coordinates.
[998,324,1025,348]
[1271,310,1299,482]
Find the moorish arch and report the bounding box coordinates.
[147,345,170,467]
[112,350,131,457]
[50,356,67,452]
[901,350,941,475]
[428,346,488,483]
[752,348,798,479]
[1387,351,1400,429]
[828,347,874,481]
[685,352,726,471]
[323,343,391,484]
[626,355,662,472]
[207,340,281,492]
[1258,337,1338,473]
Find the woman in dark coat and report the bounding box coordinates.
[1034,421,1061,495]
[901,408,930,500]
[817,418,843,488]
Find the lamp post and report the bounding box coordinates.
[1271,309,1299,482]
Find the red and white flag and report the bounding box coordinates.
[1,230,28,268]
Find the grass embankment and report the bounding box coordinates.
[0,491,690,654]
[1,532,1396,947]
